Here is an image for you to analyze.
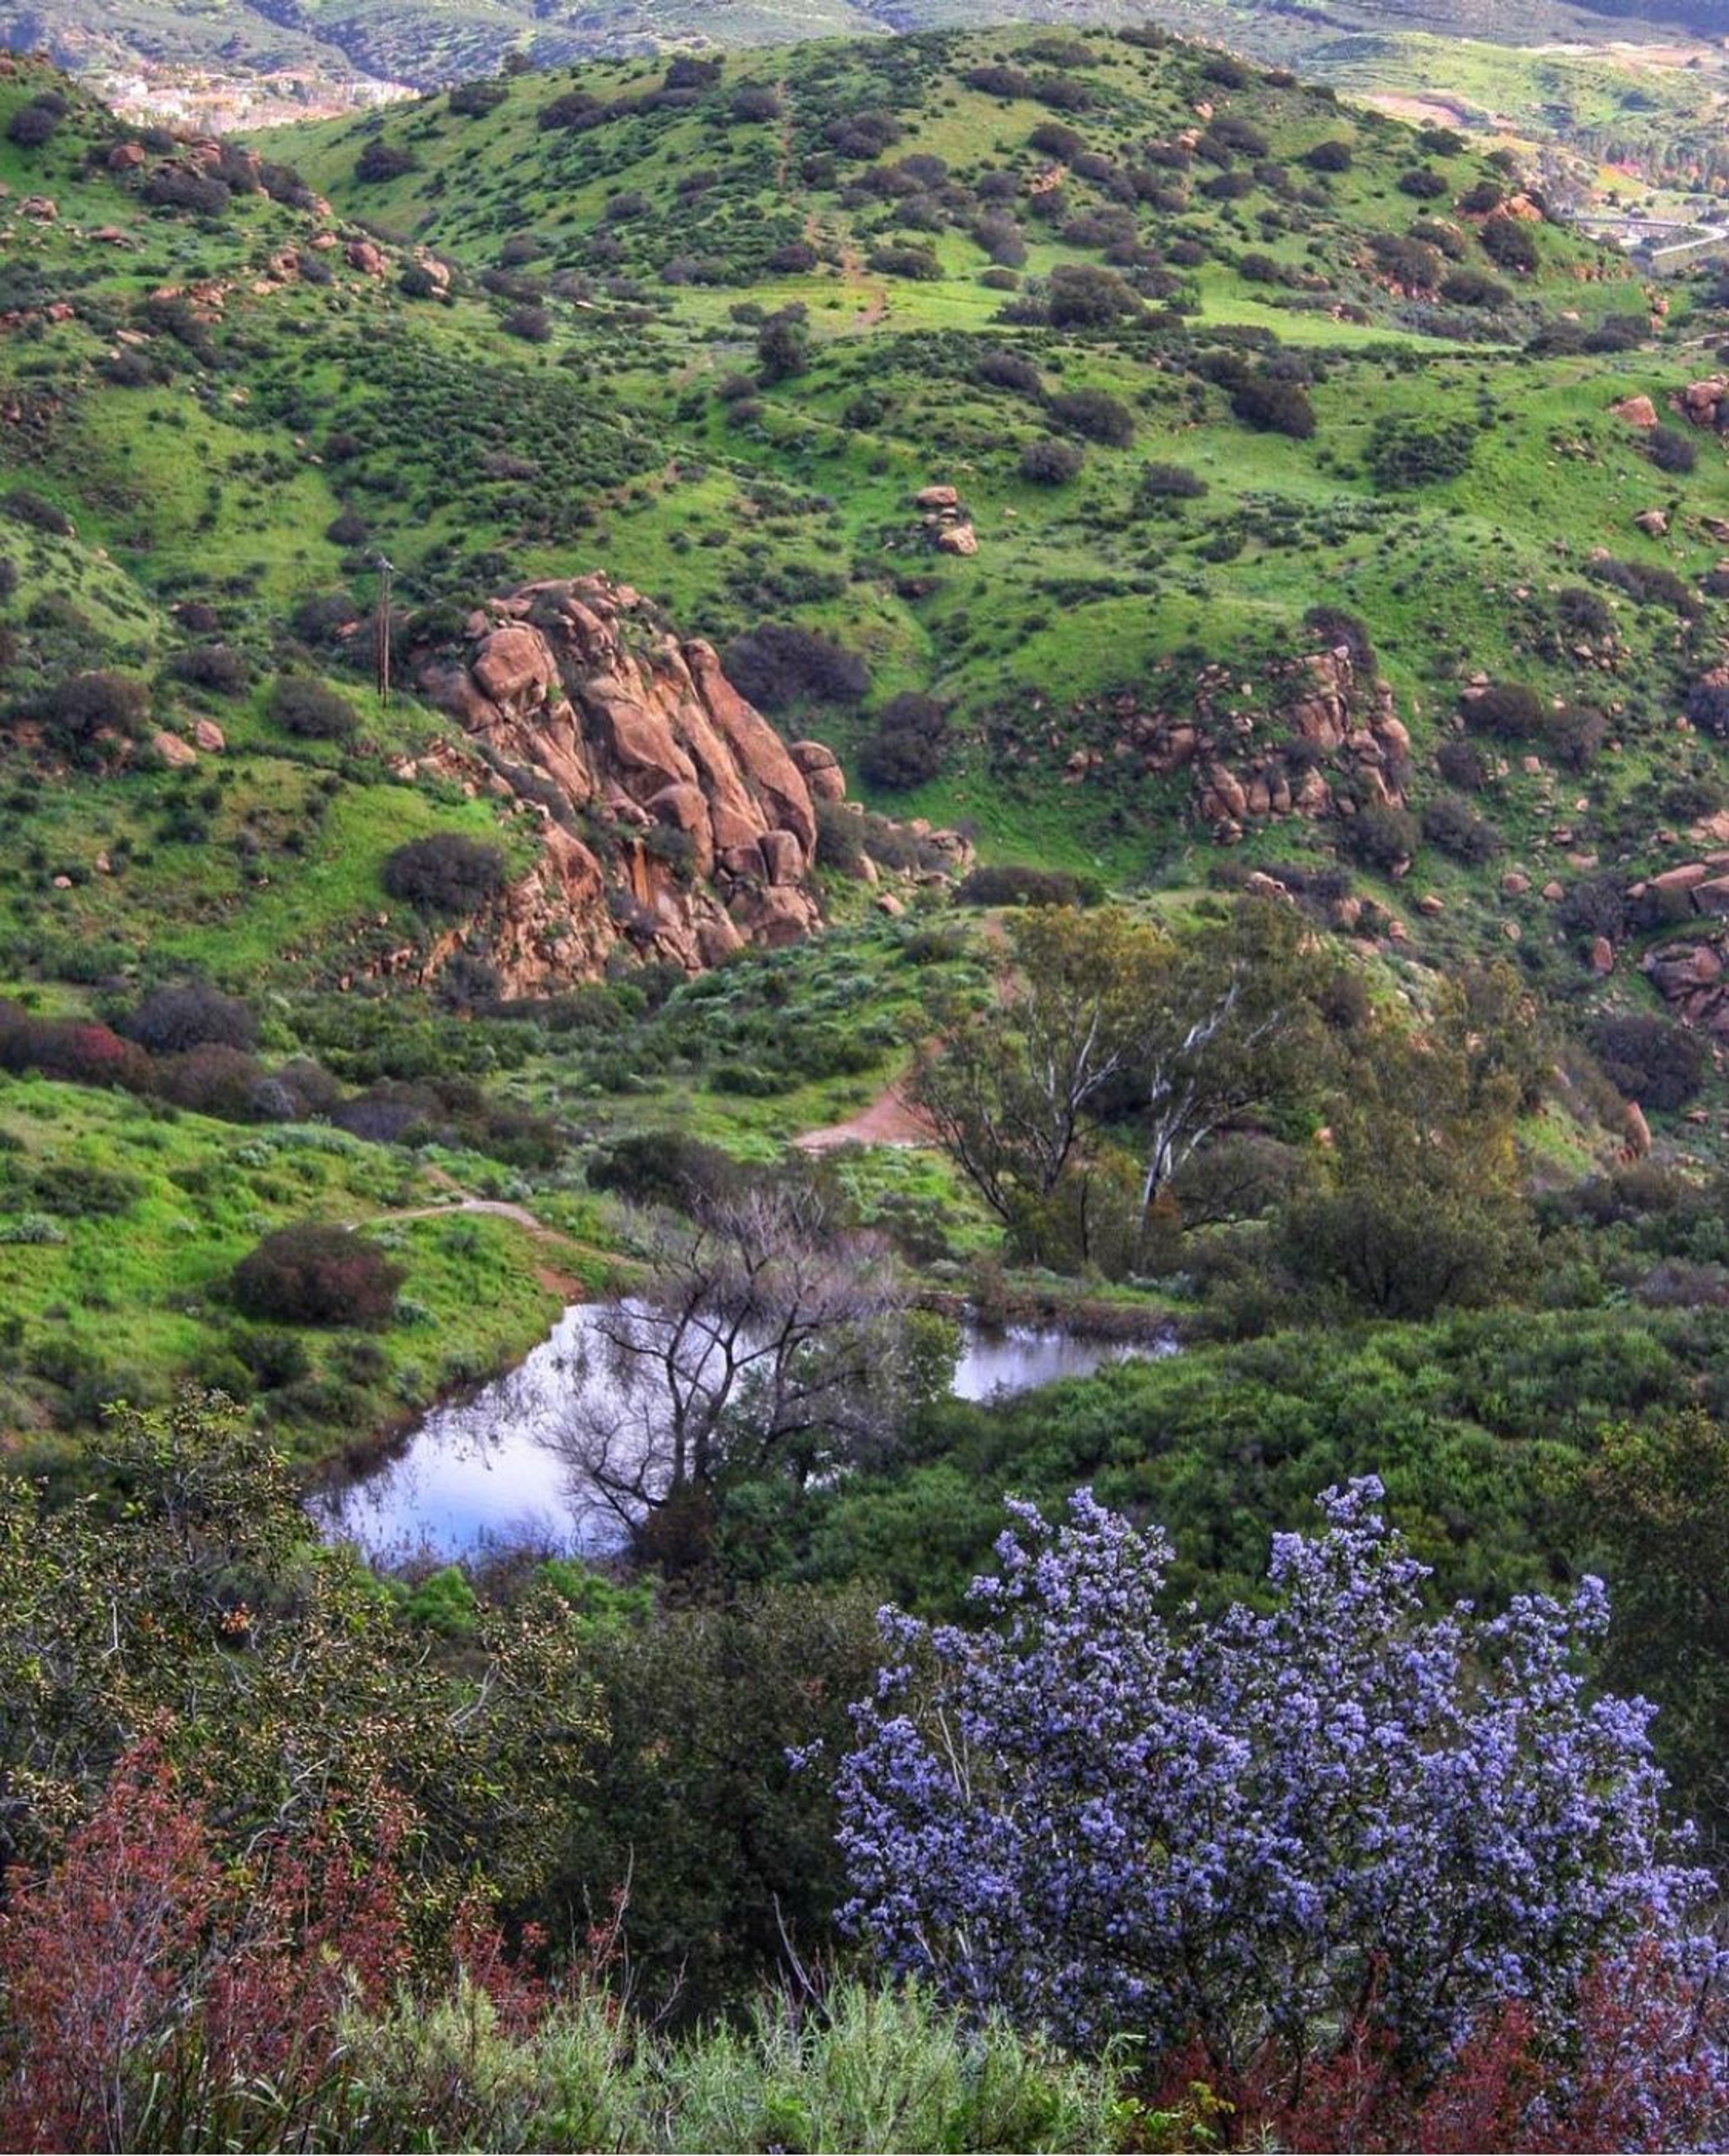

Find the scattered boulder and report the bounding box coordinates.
[151,730,197,769]
[915,484,960,510]
[937,523,979,556]
[1634,508,1669,538]
[1611,394,1658,429]
[192,718,226,753]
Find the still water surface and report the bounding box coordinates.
[317,1303,1170,1563]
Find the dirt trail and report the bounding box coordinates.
[362,1188,602,1299]
[795,1082,933,1153]
[371,1195,548,1233]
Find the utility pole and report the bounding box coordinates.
[375,555,394,706]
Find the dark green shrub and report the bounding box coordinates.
[124,983,256,1055]
[1397,167,1448,200]
[1231,377,1315,439]
[1366,415,1476,490]
[268,675,357,742]
[1463,681,1547,738]
[589,1130,745,1215]
[1045,264,1142,326]
[1305,140,1353,172]
[756,313,809,382]
[1685,673,1729,738]
[448,78,508,117]
[143,168,230,216]
[231,1223,405,1329]
[538,89,600,130]
[1422,793,1500,864]
[1588,1013,1704,1112]
[1338,803,1418,872]
[382,833,508,916]
[723,624,868,711]
[1480,214,1539,271]
[355,140,416,184]
[3,488,72,536]
[976,348,1042,396]
[6,101,61,148]
[1047,388,1134,447]
[955,864,1102,907]
[858,693,950,791]
[1646,427,1697,476]
[39,671,149,741]
[169,644,248,695]
[1139,462,1208,502]
[1439,270,1510,307]
[1020,438,1085,484]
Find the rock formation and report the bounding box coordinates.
[1082,646,1411,843]
[407,575,842,994]
[1629,851,1729,1049]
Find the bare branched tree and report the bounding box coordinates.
[551,1183,911,1539]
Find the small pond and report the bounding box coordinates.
[315,1303,1173,1565]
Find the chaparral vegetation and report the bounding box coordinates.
[0,7,1726,2147]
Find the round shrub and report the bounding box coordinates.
[589,1130,745,1215]
[1304,140,1353,172]
[123,982,257,1055]
[1588,1013,1705,1113]
[143,169,230,216]
[1552,704,1608,773]
[723,623,868,712]
[1439,270,1510,308]
[382,833,509,917]
[1366,415,1476,491]
[1020,438,1086,484]
[169,644,249,695]
[1138,461,1208,502]
[7,101,62,148]
[1436,736,1490,792]
[1231,378,1316,439]
[1047,388,1134,447]
[1463,681,1547,739]
[355,139,416,184]
[268,674,357,742]
[1045,264,1142,326]
[231,1223,405,1329]
[975,348,1042,396]
[448,79,508,117]
[1480,214,1539,272]
[1397,167,1448,199]
[1646,427,1697,476]
[1684,673,1729,739]
[1421,792,1501,864]
[39,671,149,741]
[155,1044,267,1120]
[858,692,950,791]
[1338,803,1419,872]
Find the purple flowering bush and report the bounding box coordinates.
[834,1481,1728,2148]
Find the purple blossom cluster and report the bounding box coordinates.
[833,1480,1728,2139]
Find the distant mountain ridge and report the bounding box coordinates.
[1,0,1721,110]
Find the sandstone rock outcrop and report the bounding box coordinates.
[410,575,843,994]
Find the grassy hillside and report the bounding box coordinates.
[0,26,1723,1456]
